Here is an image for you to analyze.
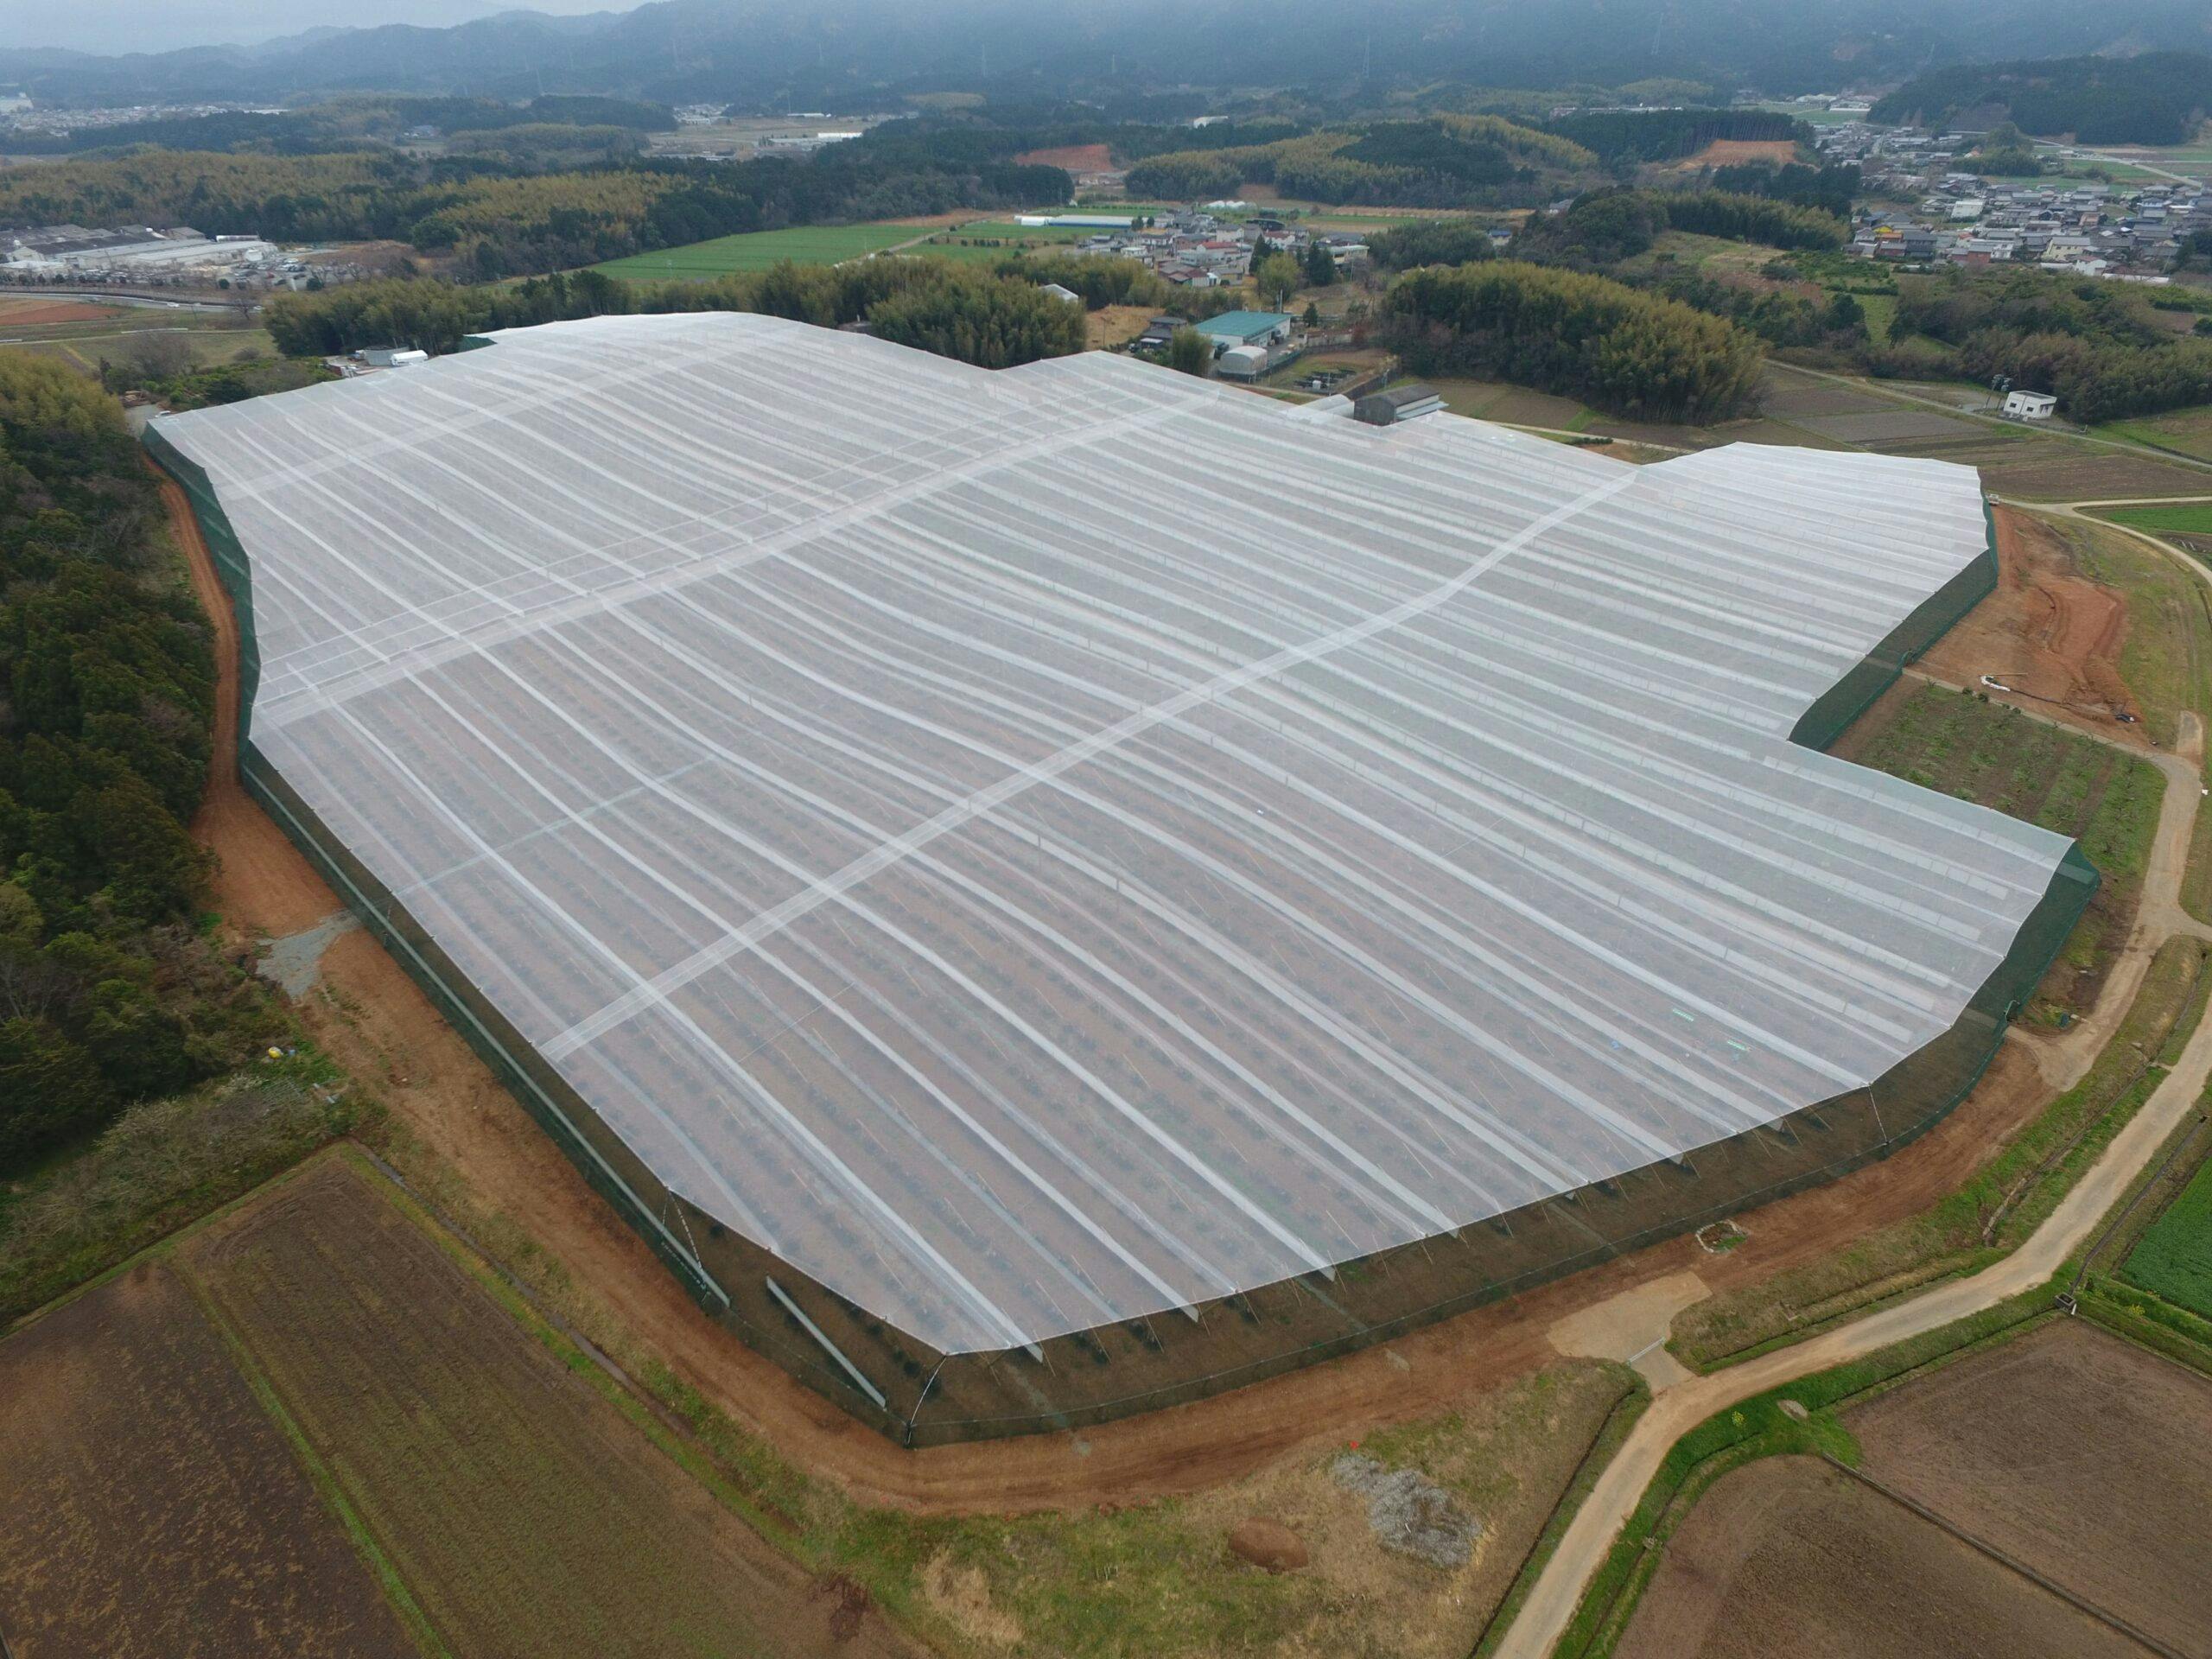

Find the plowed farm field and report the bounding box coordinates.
[0,1260,419,1659]
[1620,1320,2212,1659]
[181,1157,914,1659]
[1846,1319,2212,1657]
[1617,1456,2144,1659]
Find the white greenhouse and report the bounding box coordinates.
[147,314,2094,1440]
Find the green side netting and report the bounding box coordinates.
[152,428,2099,1445]
[145,423,259,752]
[1789,501,2000,752]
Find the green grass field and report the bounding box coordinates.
[1840,683,2164,1020]
[2122,1157,2212,1319]
[594,221,924,281]
[909,221,1095,262]
[2098,502,2212,536]
[2095,406,2212,466]
[1848,685,2163,880]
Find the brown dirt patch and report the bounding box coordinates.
[1985,450,2212,501]
[1016,143,1115,172]
[0,1261,417,1659]
[184,1159,918,1658]
[1086,302,1156,349]
[1617,1455,2144,1659]
[308,240,416,276]
[1920,503,2143,734]
[0,296,124,326]
[155,461,345,939]
[1676,138,1802,169]
[1229,1516,1310,1572]
[159,448,2072,1517]
[1848,1319,2212,1656]
[921,1551,1023,1646]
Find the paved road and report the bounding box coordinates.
[1497,499,2212,1657]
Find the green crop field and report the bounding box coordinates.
[2101,502,2212,536]
[594,221,923,280]
[1838,683,2164,1018]
[1845,685,2163,880]
[2123,1157,2212,1319]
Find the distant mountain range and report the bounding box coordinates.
[3,0,2209,109]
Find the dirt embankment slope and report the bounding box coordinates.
[1920,505,2141,735]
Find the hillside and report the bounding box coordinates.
[6,0,2212,107]
[1872,52,2212,146]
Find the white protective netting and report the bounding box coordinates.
[157,313,2073,1355]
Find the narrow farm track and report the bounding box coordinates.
[153,462,343,938]
[156,457,2180,1518]
[1498,506,2212,1656]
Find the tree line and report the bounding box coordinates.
[1872,53,2212,147]
[0,94,679,156]
[265,261,1086,366]
[0,145,1070,282]
[0,356,272,1172]
[1124,115,1597,211]
[1382,259,1765,422]
[1511,188,1847,266]
[1538,108,1808,166]
[1895,268,2212,423]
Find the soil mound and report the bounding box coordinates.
[1227,1517,1309,1573]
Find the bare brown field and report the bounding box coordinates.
[0,296,124,326]
[1847,1319,2212,1657]
[1919,505,2141,734]
[0,1260,418,1659]
[1676,138,1802,168]
[182,1158,916,1659]
[1086,302,1155,349]
[1617,1456,2144,1659]
[1014,143,1113,171]
[1984,449,2212,501]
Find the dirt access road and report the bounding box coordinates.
[1497,511,2212,1656]
[156,454,2179,1517]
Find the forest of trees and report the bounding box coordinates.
[1894,268,2212,423]
[1124,115,1596,210]
[1539,107,1807,165]
[982,251,1178,310]
[1382,259,1764,422]
[1511,188,1847,266]
[0,357,269,1173]
[265,262,1088,366]
[1706,160,1858,218]
[1872,53,2212,147]
[1368,219,1502,270]
[1,94,678,156]
[0,143,1069,281]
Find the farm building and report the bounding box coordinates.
[146,313,2092,1444]
[1193,309,1297,351]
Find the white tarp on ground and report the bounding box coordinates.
[157,313,2073,1356]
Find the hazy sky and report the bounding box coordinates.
[0,1,619,55]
